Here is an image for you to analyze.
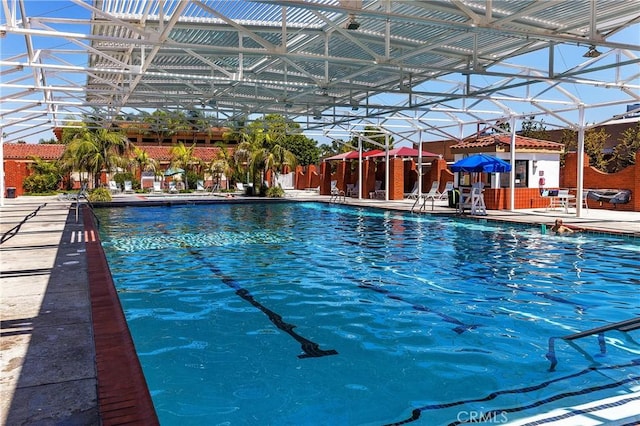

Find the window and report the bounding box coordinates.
[500,160,528,188]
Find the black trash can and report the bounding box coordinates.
[448,189,459,208]
[6,187,16,199]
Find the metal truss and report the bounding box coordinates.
[1,0,639,143]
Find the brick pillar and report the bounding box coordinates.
[308,164,320,189]
[320,162,332,195]
[295,165,304,189]
[336,161,347,191]
[363,159,376,198]
[433,157,449,192]
[388,158,404,200]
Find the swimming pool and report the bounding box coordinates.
[95,202,640,425]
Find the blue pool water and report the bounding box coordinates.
[95,202,640,425]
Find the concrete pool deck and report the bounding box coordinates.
[1,193,638,425]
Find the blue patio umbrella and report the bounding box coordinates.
[450,154,512,173]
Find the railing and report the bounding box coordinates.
[546,316,640,371]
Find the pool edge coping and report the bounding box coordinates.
[83,206,160,425]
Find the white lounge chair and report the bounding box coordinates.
[330,180,345,202]
[108,180,120,194]
[440,181,454,200]
[168,181,178,193]
[423,181,441,201]
[196,180,205,192]
[404,181,419,199]
[152,181,163,193]
[414,181,442,211]
[123,181,134,193]
[346,181,358,197]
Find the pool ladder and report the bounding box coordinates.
[546,316,640,371]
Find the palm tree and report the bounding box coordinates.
[170,142,199,190]
[253,143,297,189]
[63,126,130,188]
[232,140,256,185]
[206,146,230,191]
[131,146,158,188]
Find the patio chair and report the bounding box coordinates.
[346,181,358,197]
[404,181,419,199]
[168,181,178,193]
[123,181,134,193]
[423,181,441,201]
[330,180,345,202]
[152,181,163,193]
[108,180,120,194]
[196,180,205,192]
[439,181,454,200]
[415,181,442,211]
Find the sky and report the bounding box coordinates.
[1,0,638,147]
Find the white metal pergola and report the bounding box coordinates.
[1,0,639,209]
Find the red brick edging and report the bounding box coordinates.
[83,208,160,425]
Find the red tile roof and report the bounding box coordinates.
[3,143,226,162]
[450,134,564,151]
[3,143,66,160]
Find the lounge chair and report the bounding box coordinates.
[330,180,345,202]
[108,180,120,194]
[168,181,178,193]
[423,181,441,201]
[414,181,442,211]
[151,181,163,193]
[440,181,454,200]
[346,181,358,197]
[196,180,205,192]
[404,182,419,199]
[236,182,245,193]
[123,181,134,193]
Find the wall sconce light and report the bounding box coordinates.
[583,45,601,58]
[532,160,538,170]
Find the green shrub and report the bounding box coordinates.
[186,170,200,190]
[266,185,285,198]
[88,188,112,202]
[23,173,60,193]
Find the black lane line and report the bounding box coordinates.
[188,247,338,359]
[356,281,481,334]
[384,359,640,425]
[149,225,338,359]
[483,282,590,313]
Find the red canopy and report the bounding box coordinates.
[324,149,384,161]
[366,146,440,158]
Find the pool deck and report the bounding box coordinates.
[1,192,638,425]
